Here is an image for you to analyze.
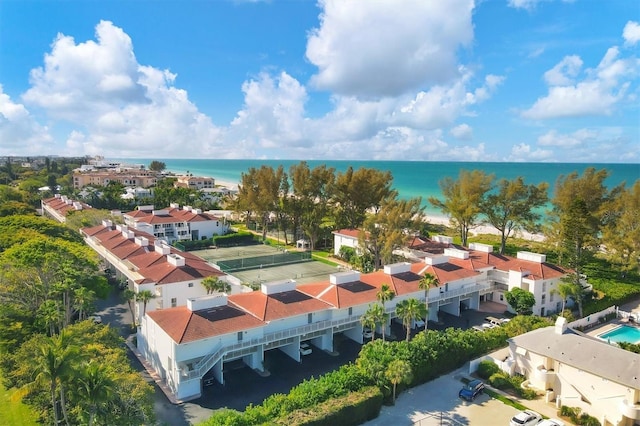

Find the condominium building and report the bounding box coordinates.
[122,204,229,243]
[41,194,92,223]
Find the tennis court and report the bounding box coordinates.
[191,244,340,285]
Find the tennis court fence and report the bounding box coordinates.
[216,251,312,272]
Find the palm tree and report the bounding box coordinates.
[201,276,231,294]
[38,299,64,336]
[20,331,79,426]
[553,279,578,316]
[360,307,377,342]
[77,361,115,426]
[73,287,96,322]
[395,298,427,341]
[122,289,136,326]
[418,273,439,331]
[376,284,395,340]
[385,359,412,404]
[136,290,156,317]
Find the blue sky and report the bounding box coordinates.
[0,0,638,162]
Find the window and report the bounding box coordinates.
[542,282,547,292]
[348,307,353,316]
[500,294,504,301]
[308,313,313,324]
[171,298,177,308]
[541,294,546,304]
[237,331,243,341]
[188,283,194,288]
[549,292,554,302]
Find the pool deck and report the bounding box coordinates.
[584,298,640,342]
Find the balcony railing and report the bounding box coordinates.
[429,282,492,303]
[181,314,365,381]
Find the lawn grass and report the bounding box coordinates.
[0,382,39,426]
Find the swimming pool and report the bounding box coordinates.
[598,325,640,344]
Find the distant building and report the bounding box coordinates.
[174,175,215,190]
[72,170,159,189]
[41,194,92,223]
[123,204,229,243]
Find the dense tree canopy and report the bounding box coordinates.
[480,177,548,254]
[429,170,494,247]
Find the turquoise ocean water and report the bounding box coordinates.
[123,159,639,216]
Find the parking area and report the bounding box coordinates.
[195,333,362,412]
[365,367,522,426]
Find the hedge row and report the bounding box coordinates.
[272,386,383,426]
[213,232,258,247]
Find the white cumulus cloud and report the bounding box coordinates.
[0,85,53,155]
[623,21,640,46]
[21,20,225,158]
[450,123,473,140]
[306,0,474,98]
[521,44,639,119]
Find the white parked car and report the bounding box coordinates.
[413,318,425,329]
[363,328,374,339]
[299,342,312,356]
[538,419,564,426]
[88,315,102,324]
[510,410,542,426]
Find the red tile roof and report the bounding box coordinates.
[147,305,264,344]
[229,289,333,321]
[332,229,360,239]
[81,224,225,285]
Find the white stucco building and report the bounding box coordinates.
[123,204,230,243]
[80,220,233,324]
[508,318,640,426]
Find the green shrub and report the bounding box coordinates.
[477,360,500,379]
[559,405,601,426]
[213,232,257,247]
[272,386,383,426]
[488,372,511,389]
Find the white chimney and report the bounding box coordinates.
[423,254,448,265]
[469,242,493,253]
[517,251,546,263]
[72,202,83,211]
[154,240,171,255]
[188,294,228,312]
[261,279,297,295]
[384,262,411,275]
[135,236,149,247]
[170,203,180,209]
[167,253,185,267]
[194,208,202,214]
[102,219,113,228]
[184,205,192,212]
[444,248,469,260]
[330,271,361,285]
[433,235,453,244]
[122,230,134,239]
[555,316,568,335]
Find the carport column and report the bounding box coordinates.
[243,345,264,371]
[312,330,333,353]
[212,358,224,384]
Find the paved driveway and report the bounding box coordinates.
[365,367,521,426]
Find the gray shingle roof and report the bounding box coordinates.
[509,326,640,389]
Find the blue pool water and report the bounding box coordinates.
[598,325,640,344]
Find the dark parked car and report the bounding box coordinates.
[458,379,485,401]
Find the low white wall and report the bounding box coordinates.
[567,306,616,329]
